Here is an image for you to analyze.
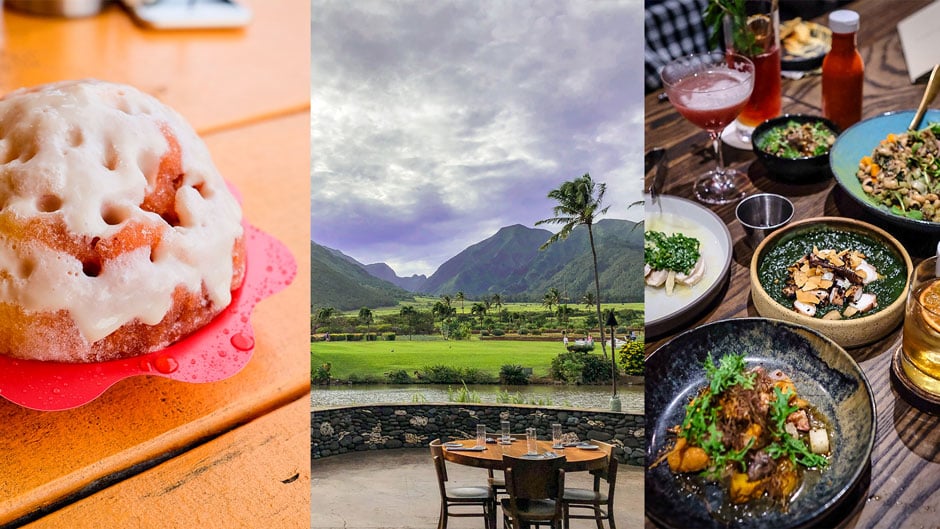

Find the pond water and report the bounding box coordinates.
[311,383,644,412]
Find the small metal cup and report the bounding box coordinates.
[735,193,794,247]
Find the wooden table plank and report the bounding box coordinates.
[644,1,940,527]
[22,396,311,529]
[442,439,608,472]
[0,112,310,527]
[0,0,310,134]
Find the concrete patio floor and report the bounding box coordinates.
[312,448,643,528]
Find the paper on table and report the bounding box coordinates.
[898,1,940,83]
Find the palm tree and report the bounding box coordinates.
[358,307,374,337]
[470,302,487,328]
[440,294,452,309]
[542,288,559,316]
[399,305,417,339]
[536,173,610,358]
[581,292,596,310]
[455,291,466,313]
[432,300,456,339]
[491,293,503,321]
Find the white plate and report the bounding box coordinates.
[645,195,733,338]
[721,121,754,150]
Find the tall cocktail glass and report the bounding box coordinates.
[901,257,940,396]
[723,0,782,145]
[661,51,754,204]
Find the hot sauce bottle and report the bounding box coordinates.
[822,10,864,130]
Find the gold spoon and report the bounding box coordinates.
[909,64,940,130]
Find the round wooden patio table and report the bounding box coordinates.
[441,439,608,472]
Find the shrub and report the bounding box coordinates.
[580,353,613,383]
[619,339,645,376]
[329,333,346,342]
[491,329,506,337]
[550,352,612,384]
[518,328,529,335]
[384,332,396,341]
[386,369,412,384]
[499,364,530,385]
[312,363,331,384]
[481,330,491,337]
[461,367,494,384]
[420,364,495,384]
[566,342,595,353]
[346,333,362,341]
[346,373,381,384]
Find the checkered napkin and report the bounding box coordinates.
[645,0,713,92]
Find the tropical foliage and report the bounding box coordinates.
[537,173,610,357]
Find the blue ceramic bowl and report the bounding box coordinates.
[646,318,875,529]
[830,109,940,232]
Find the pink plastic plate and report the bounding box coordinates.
[0,223,296,411]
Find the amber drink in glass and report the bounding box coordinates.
[723,0,782,143]
[901,257,940,395]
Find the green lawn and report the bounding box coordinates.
[311,338,571,379]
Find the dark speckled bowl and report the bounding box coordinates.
[646,318,875,529]
[752,114,840,183]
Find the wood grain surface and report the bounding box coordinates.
[442,439,608,473]
[21,396,311,529]
[0,2,311,526]
[644,1,940,527]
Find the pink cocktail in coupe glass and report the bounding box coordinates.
[661,51,755,204]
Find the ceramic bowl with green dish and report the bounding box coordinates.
[830,109,940,232]
[646,318,875,529]
[749,217,912,348]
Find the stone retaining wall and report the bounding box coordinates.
[312,404,644,466]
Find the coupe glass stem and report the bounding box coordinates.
[710,131,726,178]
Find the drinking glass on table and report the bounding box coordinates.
[551,423,563,449]
[476,424,486,448]
[500,420,511,445]
[525,427,538,455]
[722,0,782,146]
[661,51,754,205]
[901,256,940,397]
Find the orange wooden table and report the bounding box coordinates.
[442,440,608,473]
[0,2,310,527]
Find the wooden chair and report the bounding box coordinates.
[501,454,567,529]
[485,433,527,498]
[561,441,618,529]
[429,439,497,529]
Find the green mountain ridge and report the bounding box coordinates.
[310,242,413,311]
[311,218,644,310]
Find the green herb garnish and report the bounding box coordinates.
[704,0,758,55]
[758,120,836,158]
[645,231,701,275]
[766,386,830,468]
[678,353,829,481]
[680,353,757,478]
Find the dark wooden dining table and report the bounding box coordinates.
[644,0,940,527]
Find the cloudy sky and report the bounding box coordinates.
[312,0,644,277]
